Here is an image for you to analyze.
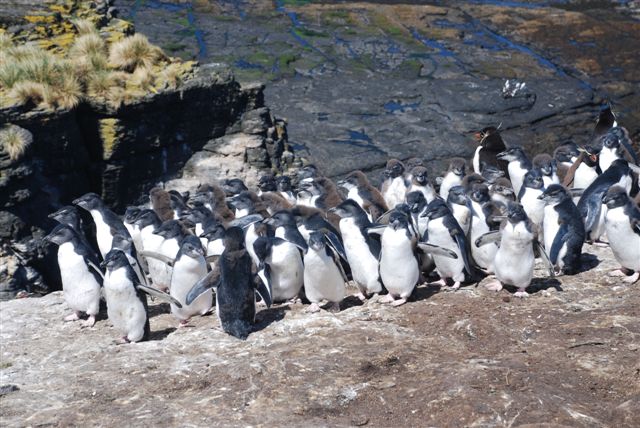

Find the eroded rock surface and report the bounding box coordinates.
[1,243,638,427]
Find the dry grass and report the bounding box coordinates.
[156,63,183,90]
[0,33,13,51]
[8,81,47,107]
[70,33,106,60]
[109,34,166,71]
[0,124,33,161]
[72,19,99,36]
[128,66,155,92]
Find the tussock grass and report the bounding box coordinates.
[8,81,47,107]
[109,34,166,71]
[72,19,99,36]
[70,33,106,60]
[0,124,33,161]
[0,33,13,51]
[156,63,183,90]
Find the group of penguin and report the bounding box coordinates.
[44,105,640,341]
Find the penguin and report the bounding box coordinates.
[73,192,130,259]
[252,235,304,303]
[297,164,320,183]
[467,184,500,273]
[330,199,383,300]
[406,191,429,238]
[480,163,505,185]
[298,177,343,210]
[122,206,145,257]
[110,232,149,287]
[578,159,633,243]
[228,191,270,218]
[421,199,475,290]
[101,248,181,343]
[408,166,437,203]
[48,205,98,261]
[478,202,553,297]
[168,190,189,219]
[380,159,409,209]
[439,158,466,200]
[192,184,234,222]
[181,205,219,250]
[446,185,472,236]
[303,231,347,312]
[592,103,617,138]
[257,174,277,194]
[337,170,388,221]
[599,127,639,173]
[221,178,249,196]
[200,222,227,260]
[259,191,293,215]
[538,184,585,275]
[170,235,212,325]
[265,210,309,250]
[489,177,515,209]
[518,169,546,239]
[533,154,559,188]
[496,146,532,197]
[275,175,296,205]
[602,186,640,283]
[462,173,487,193]
[149,187,175,221]
[153,220,186,270]
[375,211,420,306]
[554,140,581,183]
[472,126,509,177]
[564,145,600,191]
[134,210,171,291]
[43,224,102,327]
[185,227,272,340]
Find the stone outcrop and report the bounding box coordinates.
[0,243,638,427]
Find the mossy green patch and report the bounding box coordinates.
[292,27,329,39]
[99,118,121,160]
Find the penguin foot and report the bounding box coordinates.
[608,269,629,277]
[593,240,609,247]
[64,312,80,322]
[623,272,639,284]
[430,278,447,287]
[178,319,191,328]
[306,303,321,313]
[325,301,341,312]
[378,294,396,304]
[82,315,96,328]
[115,336,131,345]
[514,289,529,298]
[390,298,407,307]
[484,280,503,292]
[355,292,367,301]
[450,281,461,290]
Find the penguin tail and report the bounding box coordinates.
[224,320,251,340]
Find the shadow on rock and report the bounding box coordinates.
[253,306,289,332]
[340,295,365,310]
[412,284,440,302]
[579,253,600,272]
[148,302,171,318]
[512,277,563,295]
[149,327,177,341]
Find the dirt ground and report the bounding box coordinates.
[1,242,639,427]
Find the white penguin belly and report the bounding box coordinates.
[470,217,496,271]
[269,242,304,301]
[427,218,465,281]
[384,176,407,209]
[380,229,419,298]
[473,146,482,173]
[409,185,436,203]
[439,173,460,200]
[58,243,101,315]
[494,222,534,288]
[340,218,382,294]
[104,267,147,342]
[605,208,640,271]
[599,148,617,172]
[542,174,559,188]
[521,189,545,228]
[245,223,260,266]
[508,163,527,196]
[543,205,559,253]
[451,204,471,236]
[303,249,345,303]
[141,228,171,290]
[170,256,211,320]
[90,210,113,258]
[573,163,598,190]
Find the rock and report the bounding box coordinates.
[0,243,638,426]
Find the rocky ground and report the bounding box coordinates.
[1,243,639,427]
[117,0,640,181]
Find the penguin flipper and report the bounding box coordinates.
[230,214,263,229]
[205,255,220,265]
[324,241,349,282]
[366,224,386,236]
[375,209,394,224]
[324,231,348,262]
[549,223,569,265]
[186,268,220,305]
[136,283,183,308]
[417,243,458,259]
[569,188,585,198]
[140,251,175,267]
[474,231,501,247]
[583,198,602,237]
[535,240,556,277]
[254,263,273,308]
[452,229,475,277]
[86,260,105,280]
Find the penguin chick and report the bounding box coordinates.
[533,153,559,187]
[408,166,437,203]
[489,178,515,208]
[149,187,175,222]
[603,186,640,283]
[439,158,466,200]
[43,225,102,327]
[480,163,505,185]
[193,184,234,222]
[338,170,388,221]
[496,146,532,197]
[170,235,211,325]
[380,159,409,209]
[303,231,347,312]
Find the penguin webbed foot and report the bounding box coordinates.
[623,271,639,284]
[64,312,81,322]
[484,279,503,292]
[306,303,322,313]
[115,336,131,345]
[608,268,632,277]
[377,294,396,304]
[514,288,529,298]
[390,298,407,307]
[81,315,96,328]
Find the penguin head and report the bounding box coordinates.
[123,206,142,225]
[422,198,450,219]
[406,191,427,213]
[330,199,366,219]
[410,166,429,185]
[463,173,486,190]
[469,184,490,204]
[308,231,326,252]
[475,126,505,150]
[180,235,205,259]
[533,154,556,177]
[134,209,160,229]
[73,192,103,211]
[506,202,528,224]
[554,141,580,164]
[338,170,367,191]
[222,226,245,251]
[200,223,226,241]
[297,179,321,196]
[265,210,296,228]
[276,175,293,192]
[523,169,544,190]
[221,178,248,197]
[577,144,600,166]
[496,146,527,163]
[388,211,409,231]
[180,206,209,227]
[383,159,405,179]
[447,158,466,177]
[153,220,184,240]
[491,178,515,200]
[405,157,424,170]
[602,186,629,209]
[297,164,319,182]
[168,189,188,205]
[48,205,79,225]
[258,174,277,192]
[447,185,468,206]
[480,163,504,184]
[538,184,569,205]
[43,224,76,246]
[101,249,129,270]
[601,133,620,150]
[228,191,256,212]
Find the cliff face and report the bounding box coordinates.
[0,66,274,299]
